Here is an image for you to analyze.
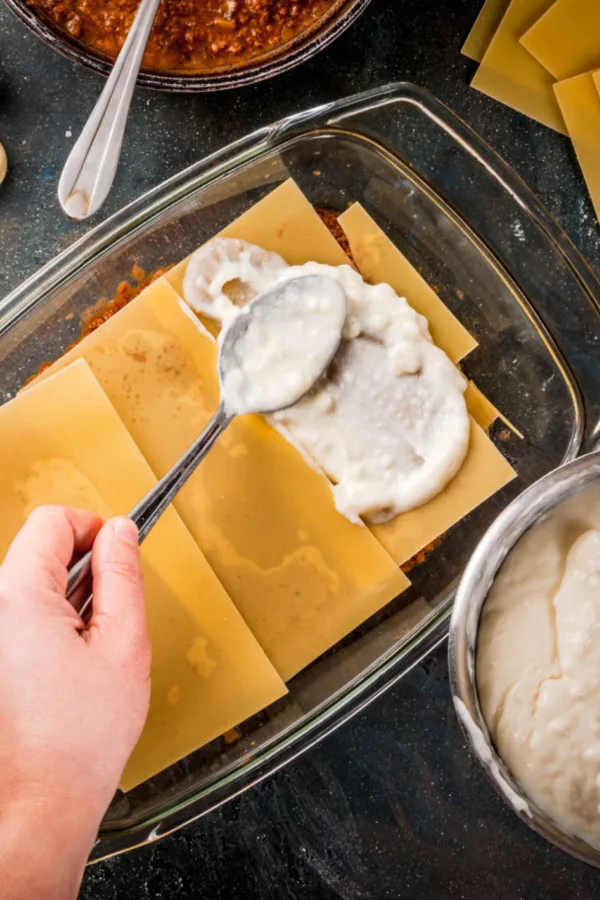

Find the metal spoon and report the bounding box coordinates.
[67,274,347,619]
[58,0,162,220]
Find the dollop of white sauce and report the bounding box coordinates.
[183,237,289,325]
[477,484,600,848]
[454,698,532,817]
[184,237,470,523]
[220,277,345,416]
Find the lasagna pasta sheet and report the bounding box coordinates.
[165,178,350,301]
[0,360,286,791]
[520,0,600,82]
[337,202,477,363]
[36,282,410,683]
[337,203,517,563]
[462,0,511,62]
[554,72,600,225]
[470,0,566,134]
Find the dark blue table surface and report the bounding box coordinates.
[1,0,599,896]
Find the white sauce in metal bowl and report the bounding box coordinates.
[478,483,600,847]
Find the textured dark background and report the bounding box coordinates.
[1,0,599,896]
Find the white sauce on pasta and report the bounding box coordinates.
[184,237,469,523]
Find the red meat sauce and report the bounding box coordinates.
[26,0,341,71]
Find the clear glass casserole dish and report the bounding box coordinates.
[0,83,598,861]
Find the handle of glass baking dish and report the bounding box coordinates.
[66,405,230,621]
[57,0,162,221]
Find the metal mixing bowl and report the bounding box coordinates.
[2,0,371,91]
[448,450,600,867]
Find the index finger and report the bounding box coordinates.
[0,505,105,599]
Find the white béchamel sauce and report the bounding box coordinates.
[184,237,470,523]
[183,237,288,325]
[477,483,600,847]
[220,276,346,416]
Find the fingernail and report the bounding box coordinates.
[112,517,139,547]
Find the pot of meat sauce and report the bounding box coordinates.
[3,0,372,90]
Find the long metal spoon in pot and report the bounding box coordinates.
[67,273,347,618]
[58,0,161,220]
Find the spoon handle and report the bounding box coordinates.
[58,0,162,220]
[130,404,230,542]
[66,404,231,620]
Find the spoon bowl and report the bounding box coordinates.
[219,274,347,416]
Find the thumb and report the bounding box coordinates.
[89,518,149,661]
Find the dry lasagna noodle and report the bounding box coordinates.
[470,0,566,134]
[0,360,286,791]
[520,0,600,82]
[554,72,600,224]
[462,0,512,63]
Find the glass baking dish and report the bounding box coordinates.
[1,84,598,861]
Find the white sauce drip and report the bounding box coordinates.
[220,277,346,416]
[184,237,470,523]
[477,483,600,848]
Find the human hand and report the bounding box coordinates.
[0,506,151,900]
